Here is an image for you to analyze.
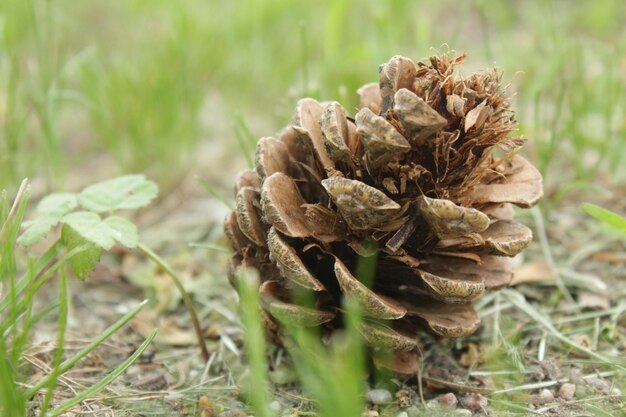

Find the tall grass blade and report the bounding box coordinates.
[582,203,626,234]
[236,268,273,417]
[39,265,69,415]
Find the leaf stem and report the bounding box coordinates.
[136,243,209,362]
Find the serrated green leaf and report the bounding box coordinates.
[61,225,101,281]
[62,212,114,249]
[102,216,138,248]
[18,216,58,246]
[77,175,158,213]
[62,211,139,250]
[17,193,78,246]
[582,203,626,234]
[37,193,78,215]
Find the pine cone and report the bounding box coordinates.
[224,53,543,373]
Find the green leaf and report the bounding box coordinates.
[17,193,78,246]
[582,203,626,234]
[37,193,78,215]
[60,225,101,280]
[77,175,158,213]
[62,211,138,250]
[102,216,139,248]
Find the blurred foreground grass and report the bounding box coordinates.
[1,0,625,193]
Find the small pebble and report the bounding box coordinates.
[610,387,622,397]
[268,400,282,413]
[538,359,561,381]
[454,410,473,416]
[362,411,379,417]
[586,377,611,394]
[558,383,576,401]
[539,388,554,401]
[438,392,458,408]
[396,412,409,417]
[460,394,488,411]
[367,388,393,404]
[532,388,554,405]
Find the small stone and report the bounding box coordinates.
[362,411,379,417]
[396,412,409,417]
[610,387,622,397]
[538,359,561,381]
[268,401,282,413]
[460,394,488,411]
[539,388,554,401]
[586,377,610,394]
[367,388,393,405]
[438,392,458,408]
[531,388,554,405]
[558,383,576,401]
[454,410,473,416]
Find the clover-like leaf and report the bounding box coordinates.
[101,216,139,248]
[62,211,138,250]
[77,175,158,213]
[18,193,78,246]
[61,224,102,280]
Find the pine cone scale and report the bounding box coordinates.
[334,257,407,320]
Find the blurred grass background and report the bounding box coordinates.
[1,0,625,195]
[1,1,625,415]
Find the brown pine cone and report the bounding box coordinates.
[224,53,543,373]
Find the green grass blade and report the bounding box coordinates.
[136,243,209,362]
[233,114,256,168]
[197,176,234,210]
[25,299,149,398]
[0,244,57,314]
[0,346,26,417]
[9,301,59,342]
[582,203,626,234]
[45,328,158,417]
[0,244,87,325]
[585,404,616,417]
[189,242,230,253]
[236,269,273,417]
[39,265,69,415]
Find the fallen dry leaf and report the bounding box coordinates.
[590,252,626,264]
[511,260,555,285]
[132,309,198,346]
[578,291,610,310]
